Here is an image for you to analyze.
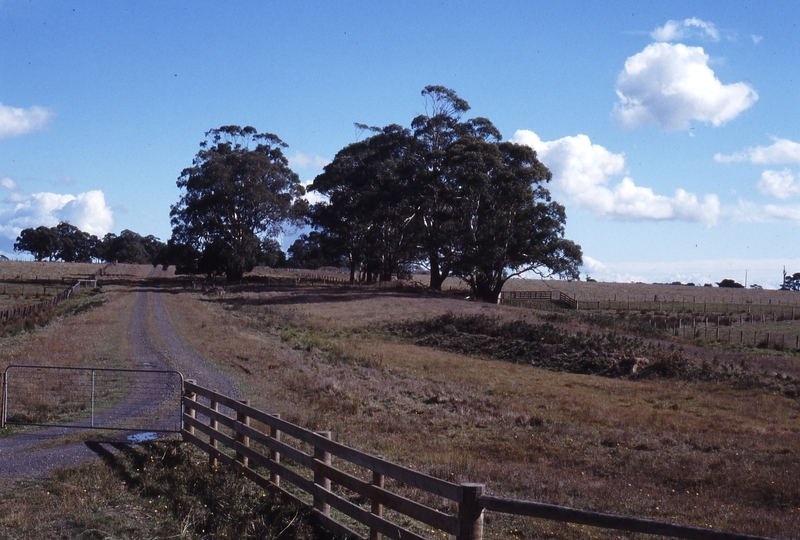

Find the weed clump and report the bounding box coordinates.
[390,313,800,396]
[390,312,651,376]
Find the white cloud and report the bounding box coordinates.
[511,129,720,226]
[714,138,800,164]
[1,177,17,190]
[729,199,800,224]
[613,43,758,130]
[288,152,330,170]
[756,169,800,200]
[0,189,113,244]
[0,103,52,138]
[581,256,607,273]
[651,18,720,42]
[751,35,763,45]
[302,180,328,205]
[761,204,800,222]
[58,191,114,236]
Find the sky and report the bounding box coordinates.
[1,1,799,288]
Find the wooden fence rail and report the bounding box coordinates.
[181,381,773,540]
[500,291,578,309]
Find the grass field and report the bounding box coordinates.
[159,282,799,539]
[1,267,798,539]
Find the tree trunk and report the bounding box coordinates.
[473,274,506,303]
[226,263,244,282]
[429,252,444,291]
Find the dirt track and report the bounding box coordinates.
[0,274,240,481]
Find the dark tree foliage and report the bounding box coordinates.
[14,223,170,264]
[54,222,98,262]
[286,231,347,270]
[170,126,306,280]
[157,239,202,275]
[310,124,420,282]
[717,278,744,288]
[99,230,166,265]
[259,238,287,268]
[410,85,503,292]
[14,225,60,261]
[782,272,800,291]
[445,137,581,303]
[308,86,581,300]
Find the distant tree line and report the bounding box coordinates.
[162,87,582,303]
[14,223,166,265]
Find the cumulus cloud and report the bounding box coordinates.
[1,177,17,190]
[714,138,800,164]
[581,256,607,273]
[288,152,330,170]
[0,189,113,245]
[651,18,720,42]
[0,103,53,138]
[756,170,800,200]
[613,42,758,131]
[511,129,720,226]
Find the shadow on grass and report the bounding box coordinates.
[84,439,322,539]
[204,286,439,308]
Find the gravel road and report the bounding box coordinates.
[0,274,241,481]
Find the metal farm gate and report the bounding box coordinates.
[1,365,184,433]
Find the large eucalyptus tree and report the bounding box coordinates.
[170,126,306,280]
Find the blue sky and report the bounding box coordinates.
[1,1,798,288]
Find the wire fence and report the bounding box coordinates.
[2,365,184,433]
[502,291,800,351]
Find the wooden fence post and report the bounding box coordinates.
[370,461,385,540]
[236,399,250,468]
[1,370,5,429]
[209,396,218,470]
[458,483,484,540]
[314,430,332,517]
[185,380,196,436]
[270,414,281,486]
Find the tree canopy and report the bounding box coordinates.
[14,225,61,261]
[306,86,581,301]
[310,124,420,282]
[781,271,800,291]
[169,125,306,280]
[13,223,165,264]
[717,278,744,288]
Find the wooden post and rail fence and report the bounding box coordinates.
[500,290,579,309]
[181,380,773,540]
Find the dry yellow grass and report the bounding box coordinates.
[160,285,799,539]
[0,287,136,372]
[2,267,797,538]
[503,277,800,306]
[0,261,102,281]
